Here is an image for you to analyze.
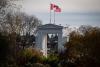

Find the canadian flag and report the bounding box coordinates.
[54,5,61,12]
[50,3,61,12]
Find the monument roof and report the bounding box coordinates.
[38,24,63,29]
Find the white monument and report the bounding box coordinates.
[35,24,64,56]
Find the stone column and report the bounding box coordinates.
[36,31,42,50]
[36,31,47,57]
[42,33,47,57]
[58,33,64,52]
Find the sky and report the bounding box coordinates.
[16,0,100,27]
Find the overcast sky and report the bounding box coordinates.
[17,0,100,27]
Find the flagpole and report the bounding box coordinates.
[50,5,51,24]
[50,1,51,24]
[54,10,55,24]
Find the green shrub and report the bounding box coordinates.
[16,48,43,66]
[41,54,59,67]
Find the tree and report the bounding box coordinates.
[0,1,42,66]
[65,25,100,67]
[0,33,9,67]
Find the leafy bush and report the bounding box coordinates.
[16,48,43,66]
[41,54,59,67]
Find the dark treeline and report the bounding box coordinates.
[64,25,100,67]
[1,25,100,67]
[0,0,42,67]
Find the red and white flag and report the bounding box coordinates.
[50,3,61,12]
[54,7,61,12]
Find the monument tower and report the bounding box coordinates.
[35,24,64,56]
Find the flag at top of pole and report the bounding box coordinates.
[49,0,62,24]
[55,7,61,12]
[50,3,61,12]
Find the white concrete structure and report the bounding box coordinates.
[35,24,64,56]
